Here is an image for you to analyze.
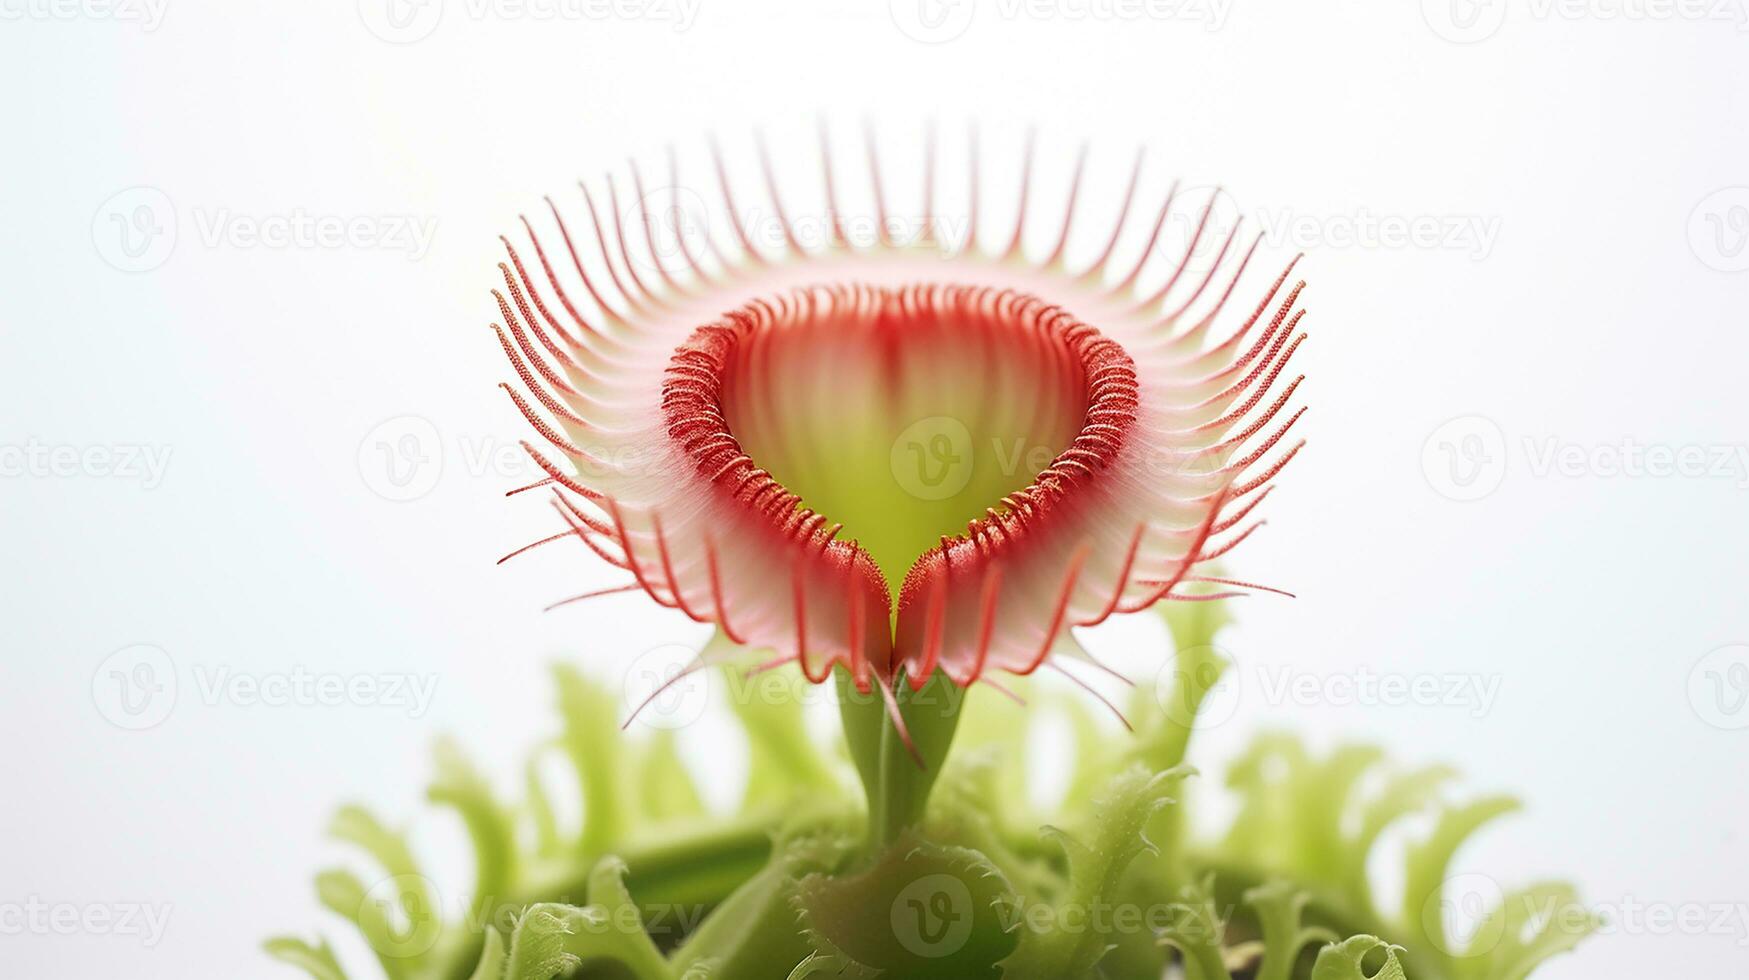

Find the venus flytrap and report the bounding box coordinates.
[271,129,1593,979]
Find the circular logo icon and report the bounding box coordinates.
[358,416,443,502]
[358,0,443,42]
[92,644,177,730]
[1689,644,1749,731]
[1156,644,1241,730]
[889,0,976,42]
[1155,184,1245,280]
[1687,187,1749,273]
[891,416,975,501]
[891,872,974,958]
[1421,0,1508,43]
[360,874,444,958]
[622,643,710,730]
[1421,415,1507,501]
[1420,872,1505,957]
[93,187,176,273]
[622,184,714,278]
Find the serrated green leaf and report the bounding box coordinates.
[503,904,589,980]
[1155,874,1233,980]
[672,825,848,980]
[999,765,1192,980]
[926,745,1056,901]
[796,832,1017,980]
[1311,935,1408,980]
[569,855,676,979]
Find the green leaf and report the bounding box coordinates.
[1244,880,1339,980]
[1343,764,1457,913]
[796,832,1018,980]
[1311,935,1409,980]
[999,765,1193,980]
[1219,734,1311,870]
[1454,881,1598,980]
[1401,795,1521,965]
[568,856,677,979]
[1056,695,1122,824]
[524,746,563,858]
[428,737,517,923]
[638,729,708,821]
[1154,874,1233,980]
[502,904,589,980]
[263,936,349,980]
[496,859,679,980]
[1133,598,1234,883]
[327,805,434,962]
[948,682,1036,827]
[554,663,628,855]
[717,635,838,808]
[1135,598,1234,774]
[926,746,1056,901]
[466,927,508,980]
[314,868,435,979]
[672,824,849,980]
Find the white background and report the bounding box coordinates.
[4,0,1748,976]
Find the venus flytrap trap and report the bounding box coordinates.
[272,127,1594,979]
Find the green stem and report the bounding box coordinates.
[836,669,965,853]
[516,809,799,912]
